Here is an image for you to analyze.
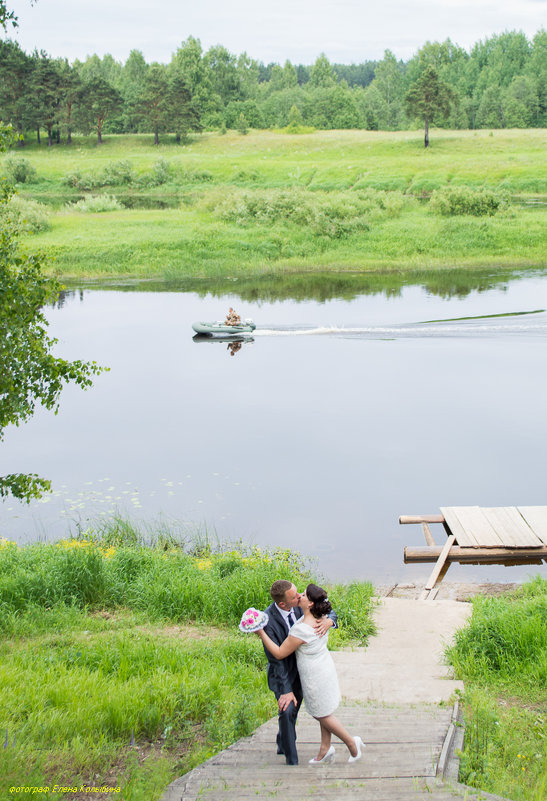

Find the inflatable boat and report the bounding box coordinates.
[192,319,256,336]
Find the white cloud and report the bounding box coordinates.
[6,0,545,64]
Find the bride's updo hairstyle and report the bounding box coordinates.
[306,583,332,619]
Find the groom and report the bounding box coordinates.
[262,580,337,765]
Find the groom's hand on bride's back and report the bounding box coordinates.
[278,692,297,712]
[314,617,334,638]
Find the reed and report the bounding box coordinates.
[0,527,375,799]
[447,576,547,801]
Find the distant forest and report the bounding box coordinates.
[0,29,545,144]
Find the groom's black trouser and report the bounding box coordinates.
[276,689,303,765]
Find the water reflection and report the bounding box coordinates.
[53,288,84,308]
[62,267,543,305]
[192,334,254,357]
[11,269,547,584]
[117,195,180,210]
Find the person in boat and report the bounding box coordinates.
[255,583,364,766]
[225,307,241,326]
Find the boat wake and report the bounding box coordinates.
[253,310,547,340]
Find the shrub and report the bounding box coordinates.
[99,159,135,186]
[382,191,405,217]
[150,157,172,186]
[2,154,37,184]
[430,186,509,216]
[180,168,214,183]
[62,160,135,190]
[62,169,97,190]
[2,195,50,232]
[211,187,407,238]
[135,158,175,188]
[69,194,123,212]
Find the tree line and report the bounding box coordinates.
[0,29,545,146]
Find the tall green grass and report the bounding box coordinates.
[447,576,547,801]
[0,525,375,800]
[6,130,547,194]
[6,129,546,278]
[22,200,547,279]
[0,622,270,799]
[0,525,373,640]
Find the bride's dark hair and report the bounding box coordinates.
[306,583,332,619]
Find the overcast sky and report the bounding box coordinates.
[5,0,546,65]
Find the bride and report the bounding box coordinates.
[255,583,364,765]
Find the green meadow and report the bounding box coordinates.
[447,576,547,801]
[6,128,547,279]
[0,525,375,800]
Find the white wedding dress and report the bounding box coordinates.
[289,620,341,717]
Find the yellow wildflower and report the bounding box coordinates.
[56,538,92,550]
[0,537,16,548]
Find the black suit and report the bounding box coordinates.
[262,603,337,765]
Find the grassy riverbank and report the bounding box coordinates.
[0,525,374,801]
[447,576,547,801]
[6,129,547,278]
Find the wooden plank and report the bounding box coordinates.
[448,506,505,547]
[518,506,547,545]
[399,515,445,525]
[183,786,450,801]
[177,778,465,801]
[422,522,437,546]
[424,535,456,591]
[404,545,547,563]
[440,508,479,546]
[268,726,450,739]
[482,506,543,547]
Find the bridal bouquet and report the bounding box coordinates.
[239,607,268,632]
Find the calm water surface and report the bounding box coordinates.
[3,272,547,584]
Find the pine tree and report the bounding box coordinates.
[405,66,456,146]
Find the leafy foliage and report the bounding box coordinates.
[1,193,50,231]
[69,193,123,212]
[430,186,509,216]
[210,187,408,238]
[0,124,106,501]
[0,0,17,30]
[0,29,545,144]
[405,65,457,145]
[2,154,37,183]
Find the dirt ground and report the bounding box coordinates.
[374,581,521,602]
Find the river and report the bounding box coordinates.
[2,269,547,584]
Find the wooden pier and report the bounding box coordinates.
[402,505,547,599]
[160,702,510,801]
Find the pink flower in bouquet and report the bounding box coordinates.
[239,607,268,633]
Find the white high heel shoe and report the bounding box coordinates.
[309,745,335,765]
[348,736,364,763]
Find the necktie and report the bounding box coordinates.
[287,611,295,630]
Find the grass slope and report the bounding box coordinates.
[6,129,546,279]
[0,526,375,800]
[447,576,547,801]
